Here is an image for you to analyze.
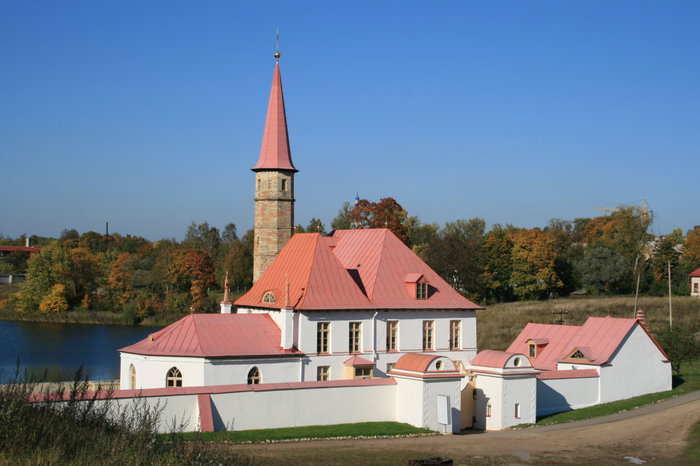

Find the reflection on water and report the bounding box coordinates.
[0,320,159,382]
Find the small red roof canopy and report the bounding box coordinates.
[470,350,530,369]
[507,316,668,371]
[252,60,296,172]
[689,267,700,277]
[235,229,483,311]
[119,314,302,358]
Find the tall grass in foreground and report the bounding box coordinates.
[0,367,250,465]
[478,295,700,350]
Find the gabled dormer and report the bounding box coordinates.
[564,346,593,362]
[405,273,429,300]
[526,338,549,359]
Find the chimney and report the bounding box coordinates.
[25,237,30,248]
[220,272,233,314]
[636,309,646,326]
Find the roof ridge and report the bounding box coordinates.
[367,229,390,302]
[190,314,205,355]
[295,234,320,308]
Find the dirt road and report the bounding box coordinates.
[231,391,700,464]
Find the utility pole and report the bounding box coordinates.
[668,261,673,329]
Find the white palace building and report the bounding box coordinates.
[111,52,671,434]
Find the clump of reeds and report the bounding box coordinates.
[0,363,250,465]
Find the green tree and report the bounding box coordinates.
[577,245,628,294]
[481,224,517,302]
[183,222,220,259]
[406,217,440,250]
[221,231,254,292]
[330,201,353,230]
[655,324,700,376]
[222,223,238,244]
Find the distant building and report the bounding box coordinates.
[690,267,700,297]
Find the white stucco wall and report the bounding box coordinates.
[598,325,672,403]
[473,373,502,430]
[691,276,700,297]
[536,375,600,416]
[393,375,462,434]
[120,354,206,390]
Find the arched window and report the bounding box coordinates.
[262,291,275,303]
[166,367,182,387]
[129,364,136,390]
[247,366,261,385]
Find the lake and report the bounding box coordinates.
[0,320,160,382]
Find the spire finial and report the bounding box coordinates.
[275,28,280,63]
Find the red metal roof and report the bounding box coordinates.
[235,229,483,311]
[507,317,666,371]
[689,267,700,277]
[119,314,302,358]
[392,353,440,372]
[252,60,296,172]
[344,355,376,367]
[0,246,40,253]
[470,350,530,369]
[536,369,599,380]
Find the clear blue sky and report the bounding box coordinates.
[2,1,698,241]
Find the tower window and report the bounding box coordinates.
[281,179,287,191]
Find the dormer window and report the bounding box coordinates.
[416,282,428,300]
[262,291,275,303]
[528,343,536,358]
[569,349,586,359]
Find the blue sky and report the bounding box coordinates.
[1,1,698,241]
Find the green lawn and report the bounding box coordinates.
[171,421,434,443]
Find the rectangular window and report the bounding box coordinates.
[423,320,434,351]
[317,366,329,381]
[486,404,492,417]
[416,282,428,299]
[449,320,461,350]
[515,403,521,419]
[528,343,536,358]
[354,367,371,379]
[386,320,398,351]
[281,179,287,191]
[349,322,362,353]
[317,322,330,354]
[695,282,699,292]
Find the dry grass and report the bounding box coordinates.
[477,295,700,351]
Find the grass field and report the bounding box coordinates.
[478,295,700,350]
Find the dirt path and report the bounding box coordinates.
[231,391,700,465]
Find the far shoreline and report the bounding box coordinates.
[0,309,171,327]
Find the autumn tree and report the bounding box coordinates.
[39,284,70,313]
[510,228,562,300]
[350,197,410,246]
[683,227,700,268]
[167,248,216,312]
[17,241,74,312]
[69,247,104,308]
[109,252,133,306]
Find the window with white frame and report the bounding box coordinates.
[386,320,398,351]
[349,322,361,353]
[449,320,461,350]
[423,320,434,351]
[317,322,330,354]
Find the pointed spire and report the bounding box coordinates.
[252,52,297,172]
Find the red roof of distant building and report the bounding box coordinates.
[689,267,700,277]
[0,246,40,253]
[252,60,296,172]
[507,316,667,371]
[119,313,302,358]
[235,229,483,311]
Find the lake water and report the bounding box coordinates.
[0,320,160,382]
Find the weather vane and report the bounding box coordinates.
[275,28,280,62]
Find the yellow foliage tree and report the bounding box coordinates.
[39,284,69,313]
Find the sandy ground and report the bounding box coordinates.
[229,391,700,465]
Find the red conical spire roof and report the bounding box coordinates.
[253,54,297,172]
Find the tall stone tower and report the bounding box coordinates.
[252,51,297,283]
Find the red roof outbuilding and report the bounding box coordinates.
[689,267,700,278]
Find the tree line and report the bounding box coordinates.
[1,198,698,323]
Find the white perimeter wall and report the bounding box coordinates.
[598,325,672,403]
[473,373,536,430]
[536,376,599,416]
